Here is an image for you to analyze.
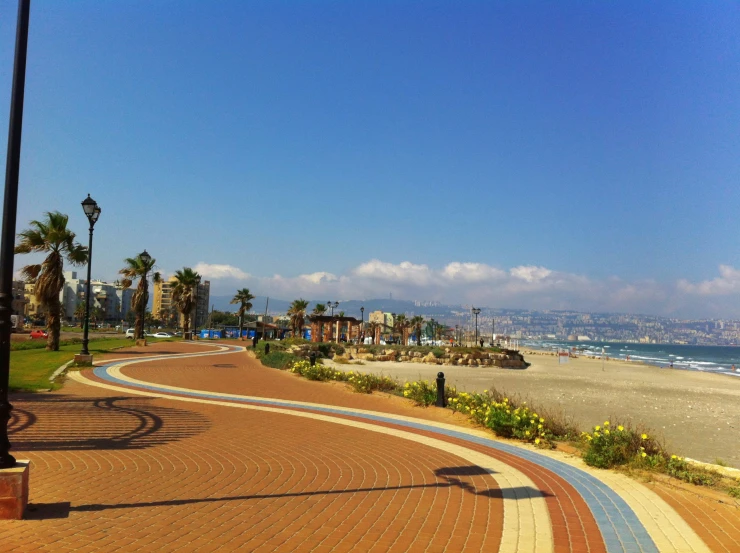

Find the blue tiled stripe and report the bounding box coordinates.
[92,347,658,553]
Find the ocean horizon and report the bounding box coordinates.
[523,340,740,377]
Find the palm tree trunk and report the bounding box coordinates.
[46,297,62,351]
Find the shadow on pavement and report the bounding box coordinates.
[8,394,210,451]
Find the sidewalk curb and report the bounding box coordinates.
[49,359,75,382]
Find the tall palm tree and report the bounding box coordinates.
[15,211,87,350]
[230,288,255,340]
[394,314,410,345]
[119,253,160,340]
[311,303,327,316]
[74,302,86,327]
[287,298,309,339]
[171,268,201,339]
[410,315,425,346]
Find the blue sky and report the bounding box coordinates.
[2,1,740,317]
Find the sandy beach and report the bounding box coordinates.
[325,350,740,468]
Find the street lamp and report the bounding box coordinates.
[328,301,339,316]
[0,0,31,470]
[192,275,201,340]
[472,307,481,345]
[79,194,101,356]
[360,306,364,344]
[138,250,151,339]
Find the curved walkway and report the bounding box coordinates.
[4,342,738,552]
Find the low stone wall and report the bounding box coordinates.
[287,344,528,369]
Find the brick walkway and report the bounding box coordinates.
[2,342,739,552]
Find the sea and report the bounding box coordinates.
[521,340,740,378]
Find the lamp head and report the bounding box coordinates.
[139,250,152,264]
[81,194,101,224]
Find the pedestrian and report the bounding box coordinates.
[479,339,484,348]
[669,361,673,369]
[732,364,737,372]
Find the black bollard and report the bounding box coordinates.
[435,371,446,407]
[309,351,317,366]
[265,343,270,355]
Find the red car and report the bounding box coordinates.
[29,329,48,339]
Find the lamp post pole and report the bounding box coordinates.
[360,306,364,344]
[472,307,481,345]
[0,0,31,470]
[79,195,101,356]
[138,250,151,340]
[192,276,200,340]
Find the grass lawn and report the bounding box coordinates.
[9,338,170,392]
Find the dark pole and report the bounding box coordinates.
[192,276,200,340]
[360,306,364,344]
[435,372,446,407]
[472,307,481,345]
[80,195,100,356]
[0,0,31,470]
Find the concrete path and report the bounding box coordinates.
[2,342,739,552]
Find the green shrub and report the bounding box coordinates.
[260,351,298,369]
[281,337,310,347]
[582,423,662,469]
[402,380,441,406]
[664,456,717,486]
[728,487,740,499]
[431,347,445,358]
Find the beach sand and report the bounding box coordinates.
[325,350,740,468]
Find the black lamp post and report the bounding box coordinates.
[138,250,151,339]
[192,276,201,340]
[328,301,339,316]
[0,0,31,470]
[472,307,481,345]
[79,195,101,356]
[360,306,364,343]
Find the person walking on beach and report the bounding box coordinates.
[733,364,737,372]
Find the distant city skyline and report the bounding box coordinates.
[2,2,739,319]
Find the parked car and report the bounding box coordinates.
[125,328,136,339]
[29,329,48,340]
[152,332,173,338]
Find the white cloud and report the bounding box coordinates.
[509,265,552,282]
[352,259,433,285]
[677,265,740,296]
[194,260,740,318]
[441,262,506,282]
[193,262,251,280]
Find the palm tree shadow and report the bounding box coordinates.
[8,394,210,451]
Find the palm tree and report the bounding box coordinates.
[74,302,86,327]
[119,253,161,340]
[230,288,255,340]
[394,314,411,345]
[410,315,425,346]
[288,298,309,338]
[171,268,201,339]
[311,303,327,316]
[366,321,380,344]
[15,211,87,350]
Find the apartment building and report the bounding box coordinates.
[153,277,210,328]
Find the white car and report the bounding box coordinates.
[125,329,136,339]
[152,332,173,338]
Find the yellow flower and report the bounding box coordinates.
[586,435,593,441]
[595,425,601,431]
[604,429,610,435]
[535,438,541,445]
[530,419,535,424]
[671,455,677,460]
[604,421,610,426]
[539,418,545,423]
[641,452,647,458]
[404,382,410,388]
[484,389,488,393]
[525,430,530,436]
[641,433,648,440]
[617,425,624,432]
[538,424,543,430]
[593,432,600,437]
